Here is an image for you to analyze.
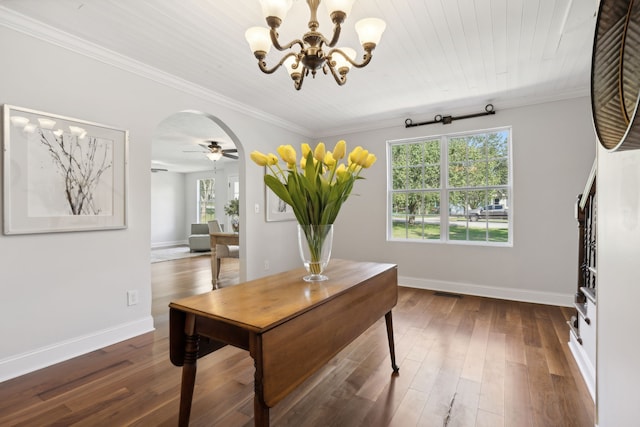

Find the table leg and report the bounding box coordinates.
[254,397,270,427]
[210,237,218,289]
[179,314,199,427]
[385,311,400,374]
[251,333,270,427]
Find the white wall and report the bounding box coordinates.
[151,171,186,247]
[0,24,306,381]
[327,97,596,306]
[596,146,640,426]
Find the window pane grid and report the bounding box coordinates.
[389,128,511,245]
[197,178,215,224]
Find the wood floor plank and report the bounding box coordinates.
[536,310,572,377]
[361,358,421,426]
[504,361,534,427]
[447,378,481,427]
[550,373,594,427]
[478,331,506,417]
[0,256,595,426]
[388,388,428,427]
[524,345,563,426]
[461,319,491,382]
[476,409,505,427]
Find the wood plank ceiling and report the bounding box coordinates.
[0,0,597,169]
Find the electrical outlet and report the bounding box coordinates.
[264,260,270,270]
[255,203,260,214]
[127,290,139,306]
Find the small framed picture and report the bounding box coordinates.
[3,105,128,234]
[265,176,295,222]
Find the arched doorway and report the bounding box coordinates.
[150,110,245,285]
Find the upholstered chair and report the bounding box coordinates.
[208,220,239,278]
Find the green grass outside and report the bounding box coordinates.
[392,220,509,243]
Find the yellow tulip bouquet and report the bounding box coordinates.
[251,140,376,279]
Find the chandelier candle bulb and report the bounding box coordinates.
[323,0,354,17]
[331,47,356,72]
[355,18,386,46]
[245,27,272,56]
[259,0,292,21]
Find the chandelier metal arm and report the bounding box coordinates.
[327,47,375,69]
[325,23,343,47]
[258,52,300,74]
[326,62,347,86]
[269,29,305,51]
[293,67,307,90]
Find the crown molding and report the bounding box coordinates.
[0,6,311,136]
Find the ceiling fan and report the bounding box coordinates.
[185,141,238,161]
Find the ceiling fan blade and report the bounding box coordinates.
[223,148,238,153]
[223,153,239,159]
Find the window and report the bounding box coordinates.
[197,178,215,223]
[389,128,511,245]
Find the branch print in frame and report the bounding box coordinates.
[3,105,128,234]
[265,167,295,222]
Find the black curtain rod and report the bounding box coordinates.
[405,104,495,128]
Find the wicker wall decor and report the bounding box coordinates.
[591,0,640,151]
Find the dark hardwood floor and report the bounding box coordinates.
[0,255,594,426]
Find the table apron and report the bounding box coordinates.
[195,316,251,351]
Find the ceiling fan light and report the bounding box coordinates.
[332,47,356,71]
[259,0,292,21]
[355,18,386,46]
[245,27,272,54]
[207,152,223,161]
[324,0,354,17]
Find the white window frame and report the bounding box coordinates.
[196,178,215,224]
[387,126,513,246]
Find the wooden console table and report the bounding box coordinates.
[209,231,239,288]
[169,259,399,426]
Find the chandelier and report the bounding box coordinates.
[245,0,386,90]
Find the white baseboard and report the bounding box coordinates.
[399,276,574,307]
[151,240,187,249]
[568,334,596,401]
[0,316,154,383]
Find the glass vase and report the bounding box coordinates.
[297,224,334,282]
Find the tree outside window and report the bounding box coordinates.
[389,128,511,245]
[198,178,215,223]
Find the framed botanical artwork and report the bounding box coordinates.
[265,175,296,222]
[3,105,128,234]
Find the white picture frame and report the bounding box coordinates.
[3,105,128,234]
[265,175,296,222]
